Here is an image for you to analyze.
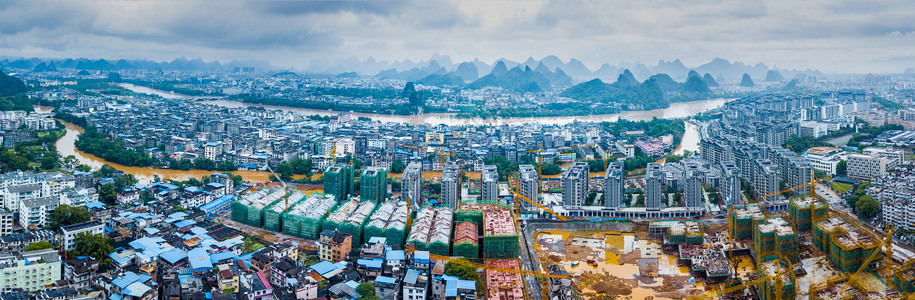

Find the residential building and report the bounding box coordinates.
[561,162,589,208]
[60,220,104,250]
[847,148,904,179]
[319,230,352,263]
[18,196,57,229]
[518,164,539,210]
[64,257,98,290]
[402,269,428,300]
[360,167,388,202]
[722,162,742,206]
[683,168,703,208]
[325,164,354,202]
[798,122,828,138]
[402,162,423,206]
[646,163,664,210]
[604,162,624,209]
[440,164,460,208]
[803,147,845,175]
[0,248,61,292]
[481,165,499,202]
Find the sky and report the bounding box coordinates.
[1,0,913,73]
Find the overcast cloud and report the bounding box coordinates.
[0,0,912,73]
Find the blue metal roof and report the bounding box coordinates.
[357,258,383,269]
[200,195,234,212]
[209,251,237,264]
[414,251,430,263]
[111,271,141,289]
[404,269,420,285]
[375,276,396,285]
[310,261,339,276]
[159,249,187,264]
[188,248,213,272]
[173,220,196,228]
[386,250,405,261]
[85,201,106,209]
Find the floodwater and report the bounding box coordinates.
[674,120,701,155]
[201,98,732,127]
[55,121,282,184]
[119,82,732,126]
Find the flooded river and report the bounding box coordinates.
[55,86,727,183]
[55,121,280,184]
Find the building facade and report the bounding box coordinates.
[561,162,589,208]
[604,162,624,209]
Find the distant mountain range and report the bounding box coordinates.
[312,54,824,84]
[0,57,274,72]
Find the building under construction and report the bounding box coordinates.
[789,196,828,231]
[406,206,453,256]
[263,191,306,231]
[893,263,915,296]
[281,193,337,239]
[455,202,512,235]
[677,244,732,280]
[364,198,409,247]
[729,203,766,240]
[756,259,796,300]
[814,214,882,273]
[754,216,799,263]
[650,220,703,245]
[810,277,879,299]
[323,197,377,245]
[486,259,525,300]
[483,209,520,259]
[231,187,285,227]
[325,163,354,202]
[452,221,479,259]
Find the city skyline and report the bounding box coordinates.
[1,0,913,73]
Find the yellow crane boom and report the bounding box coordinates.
[685,262,799,300]
[763,178,821,198]
[403,247,570,279]
[507,188,569,221]
[838,225,895,297]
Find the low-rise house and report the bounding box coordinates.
[402,269,428,300]
[60,220,104,251]
[375,275,400,299]
[319,230,352,263]
[63,257,98,290]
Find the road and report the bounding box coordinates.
[519,225,545,300]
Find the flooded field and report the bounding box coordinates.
[533,229,710,299]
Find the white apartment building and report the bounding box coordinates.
[803,147,846,175]
[18,197,57,229]
[60,220,105,250]
[847,148,904,179]
[0,248,61,292]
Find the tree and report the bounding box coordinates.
[814,170,828,180]
[391,159,406,173]
[356,282,376,298]
[836,160,847,177]
[40,156,56,170]
[98,183,116,205]
[856,195,879,217]
[540,163,561,176]
[444,259,483,290]
[47,205,91,230]
[94,164,118,178]
[23,241,55,251]
[73,232,113,266]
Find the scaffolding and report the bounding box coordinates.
[323,197,377,245]
[364,198,409,247]
[263,191,306,232]
[406,206,454,256]
[660,220,703,245]
[893,263,915,295]
[756,259,796,300]
[230,187,285,227]
[457,202,512,236]
[754,216,798,263]
[282,193,337,239]
[810,276,876,300]
[789,196,828,232]
[814,214,882,273]
[453,221,479,259]
[729,203,765,240]
[483,209,520,259]
[486,259,526,300]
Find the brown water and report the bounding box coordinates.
[55,121,281,184]
[201,98,732,126]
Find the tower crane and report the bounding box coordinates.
[265,164,291,212]
[837,225,895,298]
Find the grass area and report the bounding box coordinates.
[831,182,853,194]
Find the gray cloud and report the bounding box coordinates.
[0,0,912,73]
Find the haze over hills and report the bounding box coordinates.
[1,54,824,88]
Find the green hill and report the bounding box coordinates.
[466,66,551,93]
[682,75,710,93]
[417,73,464,87]
[0,70,32,111]
[648,73,680,92]
[560,76,668,110]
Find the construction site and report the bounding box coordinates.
[224,160,915,300]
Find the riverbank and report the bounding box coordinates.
[55,120,292,184]
[119,80,734,126]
